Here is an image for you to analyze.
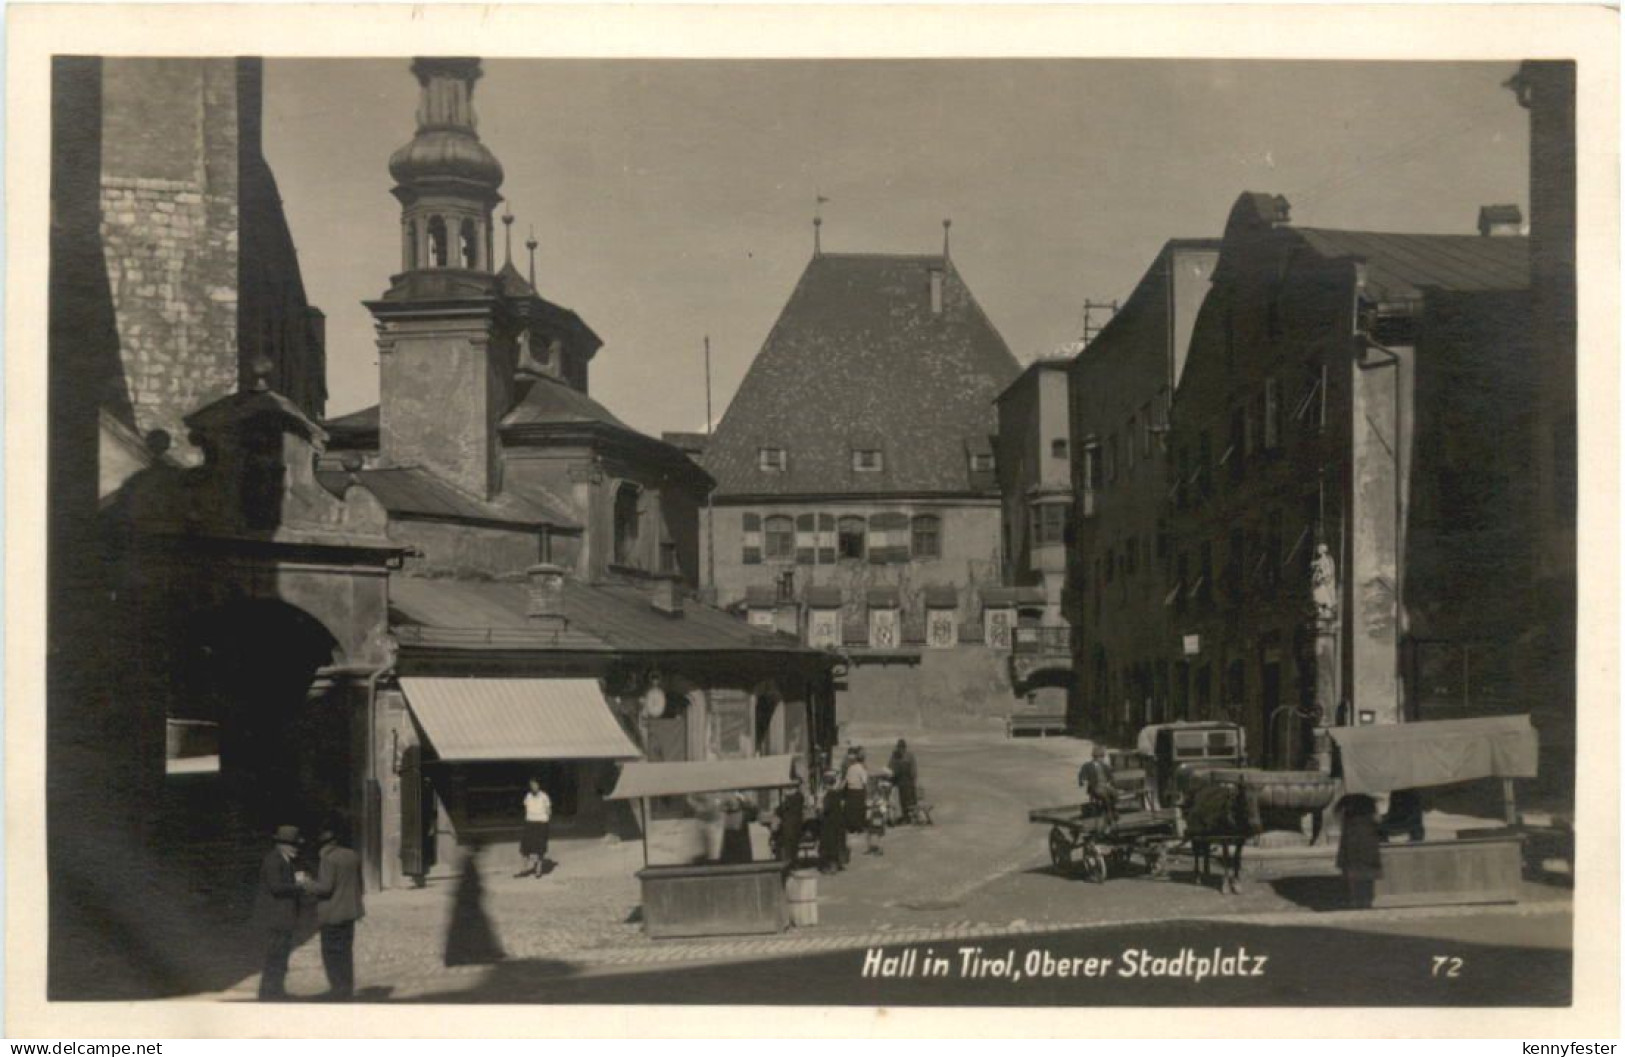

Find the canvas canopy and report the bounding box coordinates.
[400,677,641,762]
[1329,715,1538,795]
[607,754,800,800]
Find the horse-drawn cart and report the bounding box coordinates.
[1028,802,1181,883]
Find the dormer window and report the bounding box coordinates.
[852,449,884,473]
[970,452,995,473]
[759,447,786,472]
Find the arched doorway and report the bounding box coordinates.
[182,599,345,833]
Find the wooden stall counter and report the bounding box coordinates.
[1372,834,1525,909]
[637,860,789,939]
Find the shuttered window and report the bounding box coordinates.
[795,513,817,565]
[741,513,762,565]
[817,513,837,565]
[764,515,795,561]
[911,515,942,559]
[868,512,910,564]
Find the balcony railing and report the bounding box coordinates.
[1012,625,1070,655]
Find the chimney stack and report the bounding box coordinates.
[1477,204,1524,237]
[650,574,684,617]
[525,563,567,625]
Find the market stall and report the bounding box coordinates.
[1329,715,1539,907]
[607,754,799,939]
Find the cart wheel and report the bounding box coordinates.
[1048,826,1074,871]
[1081,845,1109,884]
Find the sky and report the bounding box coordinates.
[263,59,1529,438]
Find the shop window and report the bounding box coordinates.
[759,447,786,472]
[837,515,866,560]
[911,514,942,559]
[763,515,795,561]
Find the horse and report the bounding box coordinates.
[1181,779,1262,894]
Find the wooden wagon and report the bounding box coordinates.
[1027,801,1181,883]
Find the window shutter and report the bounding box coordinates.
[817,513,836,565]
[742,512,762,565]
[795,512,816,565]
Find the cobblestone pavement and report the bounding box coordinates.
[188,734,1572,1002]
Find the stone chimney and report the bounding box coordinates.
[1478,204,1524,237]
[649,574,684,617]
[525,563,567,625]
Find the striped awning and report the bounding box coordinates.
[400,678,641,762]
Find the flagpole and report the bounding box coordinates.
[705,335,716,594]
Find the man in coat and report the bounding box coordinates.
[1078,745,1119,828]
[253,825,305,1001]
[305,824,366,1000]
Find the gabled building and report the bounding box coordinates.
[703,239,1021,660]
[1063,239,1220,739]
[1164,193,1554,791]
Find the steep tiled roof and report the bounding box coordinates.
[500,374,635,432]
[388,574,824,656]
[318,466,579,529]
[1294,229,1529,303]
[706,253,1020,498]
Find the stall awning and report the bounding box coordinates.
[1329,715,1538,795]
[400,677,641,762]
[607,754,800,800]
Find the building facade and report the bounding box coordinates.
[1163,192,1544,777]
[50,57,372,997]
[315,58,839,886]
[1063,240,1220,739]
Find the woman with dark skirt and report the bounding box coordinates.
[776,781,807,865]
[519,777,552,878]
[843,748,870,837]
[819,771,847,873]
[1335,793,1383,909]
[719,793,754,864]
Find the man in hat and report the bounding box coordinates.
[253,825,305,1001]
[305,823,365,1000]
[1078,744,1119,829]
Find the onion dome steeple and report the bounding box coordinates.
[388,57,504,279]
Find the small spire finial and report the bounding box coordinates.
[502,211,515,266]
[525,226,539,286]
[942,218,952,259]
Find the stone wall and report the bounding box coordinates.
[98,59,242,466]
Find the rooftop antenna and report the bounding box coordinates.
[814,194,829,257]
[704,334,715,591]
[942,218,952,259]
[501,210,515,267]
[525,226,539,286]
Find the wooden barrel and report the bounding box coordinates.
[786,868,819,927]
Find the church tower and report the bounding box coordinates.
[367,57,518,499]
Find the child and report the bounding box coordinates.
[865,776,891,855]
